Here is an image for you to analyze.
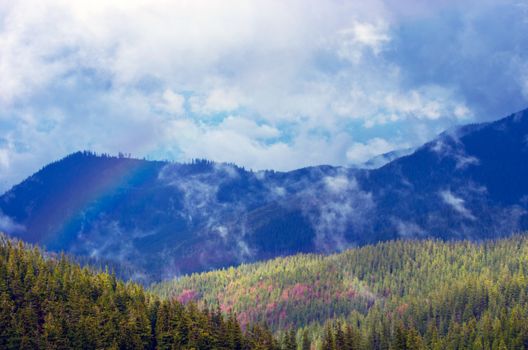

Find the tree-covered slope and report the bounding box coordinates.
[151,236,528,349]
[0,233,279,350]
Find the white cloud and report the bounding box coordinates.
[0,148,10,170]
[454,154,479,169]
[430,134,480,169]
[393,219,425,237]
[0,0,526,191]
[336,21,390,63]
[454,104,472,119]
[0,211,25,233]
[324,176,353,193]
[520,62,528,99]
[190,88,245,115]
[440,190,475,220]
[346,138,400,164]
[161,117,353,171]
[159,89,185,116]
[307,172,374,252]
[219,116,280,139]
[385,91,442,120]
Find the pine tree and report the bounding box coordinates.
[322,324,335,350]
[334,322,346,350]
[43,312,67,349]
[301,329,311,350]
[393,323,407,350]
[282,328,296,350]
[405,327,424,350]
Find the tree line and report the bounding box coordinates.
[152,236,528,349]
[0,233,281,349]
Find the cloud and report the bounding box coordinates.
[393,219,425,238]
[324,175,352,193]
[0,211,25,233]
[190,88,245,115]
[0,147,10,171]
[440,190,475,220]
[159,89,185,116]
[219,116,280,140]
[336,21,390,63]
[0,0,527,191]
[161,117,356,171]
[346,138,402,164]
[299,171,375,252]
[389,0,528,120]
[430,133,480,169]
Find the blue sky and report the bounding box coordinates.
[1,0,528,192]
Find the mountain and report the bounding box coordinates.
[150,235,528,348]
[1,108,528,281]
[362,109,528,241]
[0,153,349,281]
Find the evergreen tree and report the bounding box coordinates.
[301,329,311,350]
[321,324,334,350]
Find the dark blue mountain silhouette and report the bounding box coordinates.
[1,108,528,282]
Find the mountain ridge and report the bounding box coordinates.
[1,108,528,282]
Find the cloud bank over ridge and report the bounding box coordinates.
[1,0,528,192]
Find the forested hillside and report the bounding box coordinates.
[0,233,278,349]
[152,236,528,349]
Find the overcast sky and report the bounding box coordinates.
[1,0,528,192]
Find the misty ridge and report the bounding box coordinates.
[1,108,528,283]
